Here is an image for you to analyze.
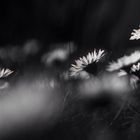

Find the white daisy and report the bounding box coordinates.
[107,51,140,72]
[0,68,13,78]
[130,26,140,40]
[107,51,140,88]
[69,49,105,78]
[131,62,140,72]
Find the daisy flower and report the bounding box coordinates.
[130,26,140,40]
[0,68,13,78]
[107,51,140,88]
[69,49,105,79]
[42,42,75,66]
[107,51,140,74]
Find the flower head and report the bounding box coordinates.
[0,68,13,78]
[42,42,75,66]
[107,51,140,73]
[69,49,105,79]
[130,26,140,40]
[107,51,140,89]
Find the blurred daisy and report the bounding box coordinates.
[69,49,105,79]
[107,51,140,74]
[107,51,140,88]
[0,68,13,78]
[130,26,140,40]
[42,42,75,66]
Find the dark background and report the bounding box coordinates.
[1,0,140,54]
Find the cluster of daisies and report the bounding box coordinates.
[0,26,140,90]
[69,25,140,89]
